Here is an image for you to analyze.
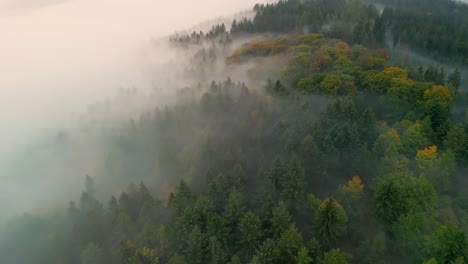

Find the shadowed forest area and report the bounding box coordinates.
[0,0,467,263]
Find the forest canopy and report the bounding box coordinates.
[0,0,467,263]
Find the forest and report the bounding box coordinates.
[0,0,467,263]
[229,0,468,65]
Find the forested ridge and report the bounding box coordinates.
[1,0,467,263]
[229,0,468,65]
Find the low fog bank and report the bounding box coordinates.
[0,0,268,218]
[0,0,262,156]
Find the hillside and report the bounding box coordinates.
[0,0,467,263]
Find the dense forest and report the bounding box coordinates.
[173,0,468,65]
[377,0,468,63]
[1,0,467,263]
[229,0,468,65]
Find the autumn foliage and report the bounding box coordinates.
[342,176,364,201]
[415,145,438,169]
[423,85,452,107]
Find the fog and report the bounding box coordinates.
[0,0,261,155]
[0,0,265,216]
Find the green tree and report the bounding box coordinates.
[270,158,288,194]
[168,255,188,264]
[447,68,461,92]
[322,249,348,264]
[116,212,137,240]
[307,238,323,264]
[282,52,312,85]
[208,236,226,264]
[173,207,201,248]
[319,75,343,95]
[375,173,438,225]
[425,224,466,264]
[305,194,322,225]
[208,174,230,210]
[315,198,348,247]
[206,213,228,244]
[297,77,321,93]
[297,246,313,264]
[281,158,306,211]
[130,247,159,264]
[364,71,391,92]
[357,232,387,264]
[118,240,137,264]
[425,151,457,192]
[186,226,204,264]
[170,180,193,213]
[228,256,242,264]
[336,176,365,218]
[249,256,261,264]
[444,124,467,162]
[239,211,262,253]
[400,122,430,157]
[255,238,280,264]
[81,242,104,264]
[270,201,292,238]
[137,224,159,249]
[278,224,303,262]
[224,190,246,220]
[424,258,438,264]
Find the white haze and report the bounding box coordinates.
[0,0,262,156]
[0,0,266,217]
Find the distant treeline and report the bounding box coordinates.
[173,0,468,65]
[378,0,468,63]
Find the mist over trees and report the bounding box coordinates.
[0,0,467,263]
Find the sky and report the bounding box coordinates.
[0,0,265,159]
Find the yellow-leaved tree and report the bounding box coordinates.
[423,85,452,107]
[415,145,438,169]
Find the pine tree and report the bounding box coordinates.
[315,198,348,248]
